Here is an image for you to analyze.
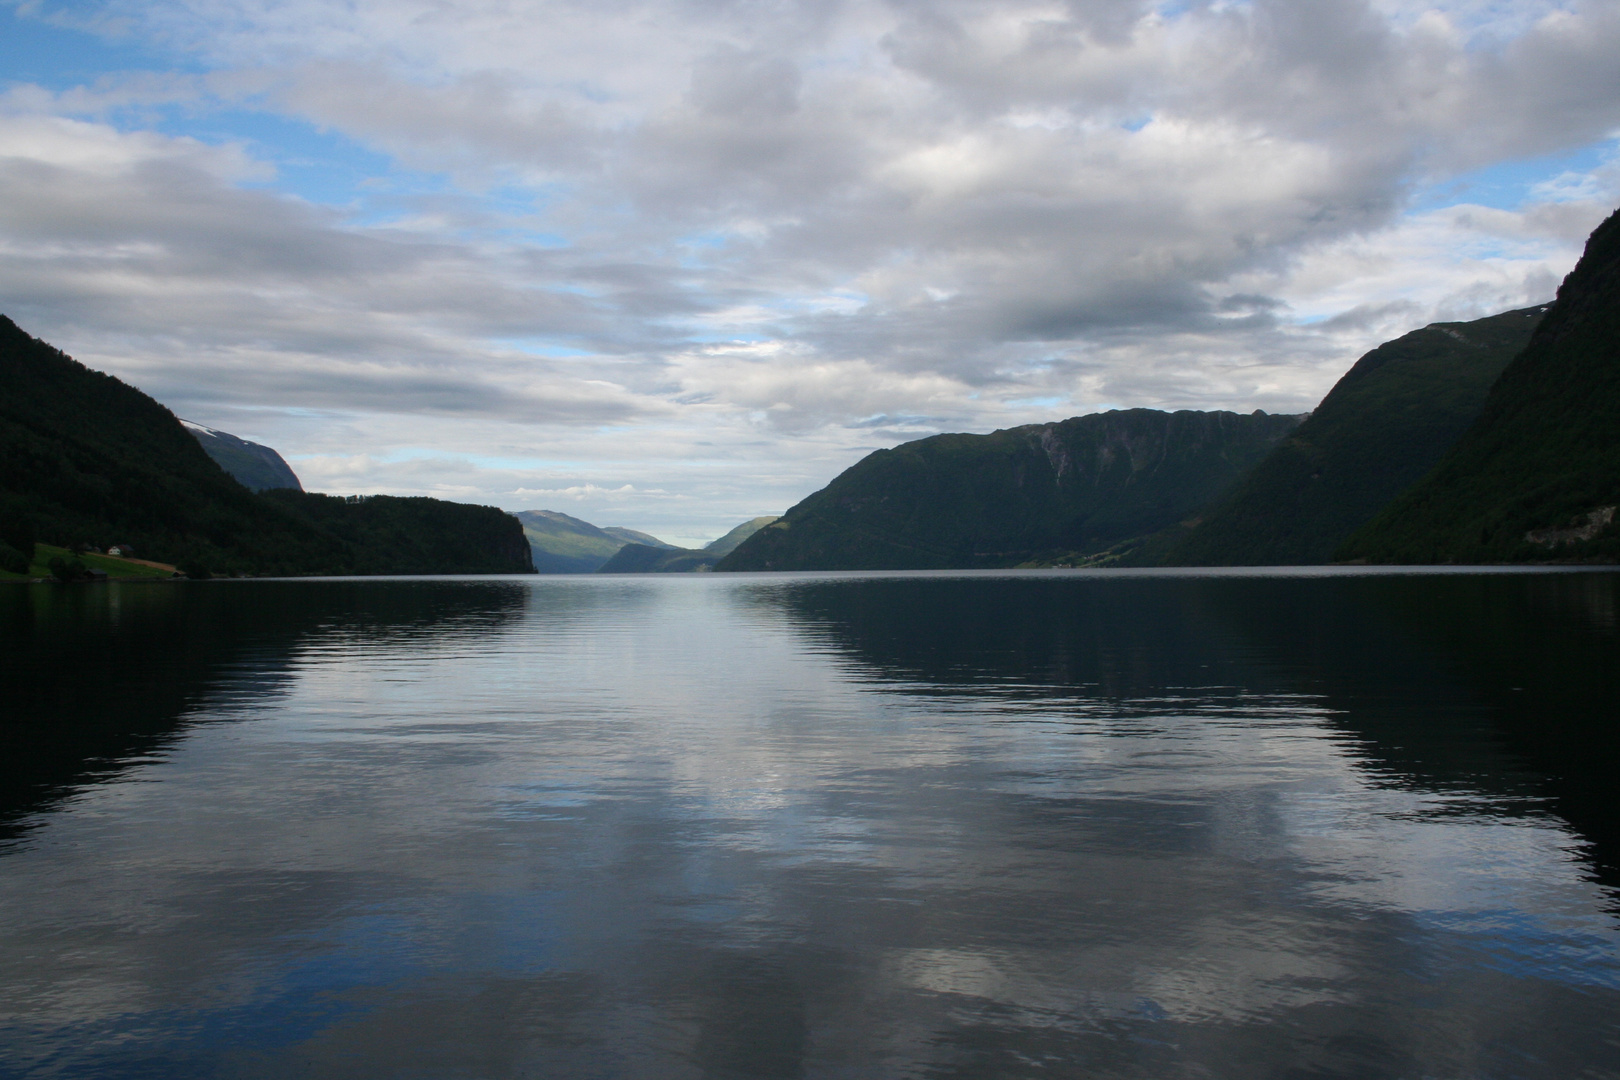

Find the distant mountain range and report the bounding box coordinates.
[181,421,304,492]
[521,510,779,573]
[0,317,533,577]
[598,516,779,573]
[515,510,681,573]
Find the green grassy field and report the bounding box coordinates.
[0,543,178,581]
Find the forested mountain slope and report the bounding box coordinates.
[1167,305,1546,565]
[604,526,678,549]
[705,516,779,556]
[718,409,1302,571]
[1340,209,1620,563]
[0,315,342,575]
[263,491,534,575]
[598,543,721,573]
[0,316,532,576]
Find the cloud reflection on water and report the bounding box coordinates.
[0,571,1616,1078]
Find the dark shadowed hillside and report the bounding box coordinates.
[1340,208,1620,563]
[1167,306,1546,565]
[0,316,532,576]
[718,409,1302,571]
[262,491,535,575]
[0,315,343,575]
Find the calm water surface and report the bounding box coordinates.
[1,569,1618,1079]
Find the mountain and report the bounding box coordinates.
[0,315,532,576]
[717,409,1304,571]
[596,517,781,573]
[1339,208,1620,563]
[514,509,679,572]
[598,543,721,573]
[605,527,679,550]
[514,510,626,573]
[0,314,340,575]
[705,516,779,556]
[1164,305,1547,566]
[262,491,534,575]
[181,421,303,491]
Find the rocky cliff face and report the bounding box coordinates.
[719,408,1303,571]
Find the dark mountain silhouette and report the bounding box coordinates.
[0,316,532,576]
[718,409,1303,571]
[1167,306,1546,565]
[1341,208,1620,563]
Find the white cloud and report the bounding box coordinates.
[512,483,670,500]
[2,0,1618,533]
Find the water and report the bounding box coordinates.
[1,569,1618,1079]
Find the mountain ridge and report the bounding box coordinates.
[514,509,682,573]
[1339,208,1620,563]
[1163,305,1548,565]
[181,420,304,492]
[718,409,1304,571]
[0,315,533,577]
[596,516,780,573]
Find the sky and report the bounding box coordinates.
[1,0,1617,546]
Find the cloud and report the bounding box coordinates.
[2,0,1618,531]
[670,341,979,434]
[512,483,672,500]
[0,109,667,425]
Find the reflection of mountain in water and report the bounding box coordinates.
[752,572,1620,881]
[0,580,531,835]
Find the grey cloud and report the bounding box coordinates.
[875,0,1620,169]
[129,0,1608,367]
[277,62,601,181]
[1428,268,1564,323]
[689,48,802,119]
[880,0,1159,112]
[0,129,668,422]
[3,0,1616,525]
[1317,299,1424,334]
[1217,294,1287,314]
[1442,3,1620,167]
[0,152,418,282]
[145,351,654,423]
